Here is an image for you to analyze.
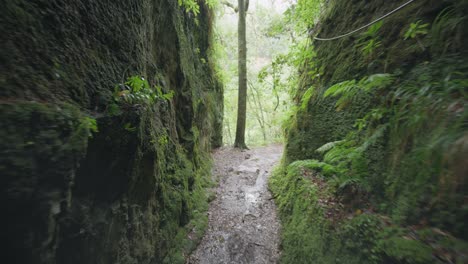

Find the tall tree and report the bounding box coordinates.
[234,0,249,149]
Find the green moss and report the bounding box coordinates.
[2,0,222,263]
[378,236,432,263]
[279,1,468,262]
[0,101,90,178]
[270,163,383,264]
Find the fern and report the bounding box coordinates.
[287,159,339,178]
[316,140,344,153]
[323,74,393,110]
[356,124,388,153]
[300,86,316,110]
[362,74,394,91]
[430,7,464,55]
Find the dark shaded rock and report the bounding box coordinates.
[0,0,222,263]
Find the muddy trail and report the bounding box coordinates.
[188,145,283,264]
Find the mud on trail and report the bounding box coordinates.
[188,145,283,264]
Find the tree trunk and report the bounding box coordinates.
[234,0,248,149]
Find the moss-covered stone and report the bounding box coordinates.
[275,0,468,263]
[1,0,222,263]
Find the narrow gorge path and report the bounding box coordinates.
[188,145,283,264]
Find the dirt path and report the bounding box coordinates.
[188,145,283,264]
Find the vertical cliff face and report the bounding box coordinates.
[0,0,222,263]
[272,0,467,263]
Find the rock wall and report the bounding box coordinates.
[273,0,468,263]
[0,0,222,263]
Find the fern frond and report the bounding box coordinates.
[316,140,345,153]
[324,80,356,97]
[362,74,394,91]
[300,86,316,110]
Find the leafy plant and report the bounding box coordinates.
[404,20,429,40]
[112,75,174,108]
[361,39,381,57]
[357,21,383,58]
[178,0,200,15]
[404,20,429,51]
[362,21,383,38]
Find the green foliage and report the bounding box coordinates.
[316,139,370,193]
[158,134,169,146]
[217,1,294,146]
[339,214,382,262]
[288,159,338,178]
[357,21,383,58]
[404,20,429,40]
[271,161,421,264]
[178,0,218,16]
[430,6,465,55]
[320,58,468,234]
[364,21,383,37]
[79,116,98,138]
[294,0,323,30]
[277,1,468,263]
[377,236,432,263]
[315,140,344,153]
[323,74,393,110]
[178,0,200,15]
[360,39,381,57]
[299,86,315,110]
[269,165,332,264]
[290,39,317,69]
[204,0,218,9]
[112,75,173,109]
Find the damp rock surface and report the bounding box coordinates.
[188,145,283,264]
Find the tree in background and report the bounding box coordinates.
[234,0,249,149]
[217,0,292,146]
[220,0,249,149]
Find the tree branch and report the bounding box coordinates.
[245,0,249,12]
[221,0,238,12]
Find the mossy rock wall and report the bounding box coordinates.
[0,1,222,263]
[286,0,467,162]
[278,0,467,263]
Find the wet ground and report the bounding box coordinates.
[188,145,283,264]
